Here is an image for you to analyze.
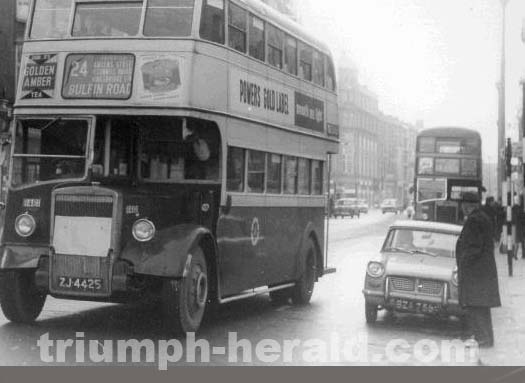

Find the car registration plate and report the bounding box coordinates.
[57,277,104,292]
[389,298,441,314]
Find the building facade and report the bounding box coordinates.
[334,62,417,207]
[0,0,26,132]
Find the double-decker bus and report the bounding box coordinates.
[414,127,482,225]
[0,0,339,334]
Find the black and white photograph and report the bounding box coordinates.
[1,0,525,374]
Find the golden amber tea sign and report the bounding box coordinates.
[62,54,135,99]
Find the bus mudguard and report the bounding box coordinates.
[0,245,46,270]
[120,224,216,278]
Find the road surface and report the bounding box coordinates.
[0,210,474,366]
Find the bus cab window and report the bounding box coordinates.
[183,120,220,181]
[200,0,225,44]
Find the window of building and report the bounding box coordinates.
[247,150,266,193]
[144,0,195,37]
[312,50,325,86]
[297,158,311,194]
[200,0,225,43]
[284,35,297,75]
[267,153,282,193]
[284,156,298,194]
[267,24,284,69]
[298,43,312,81]
[228,2,247,53]
[248,14,265,61]
[72,1,143,37]
[227,147,245,191]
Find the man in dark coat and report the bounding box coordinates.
[456,198,501,347]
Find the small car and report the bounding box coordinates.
[362,220,463,323]
[333,198,360,219]
[358,199,369,214]
[381,198,401,214]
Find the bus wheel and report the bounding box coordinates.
[0,270,46,324]
[291,239,317,305]
[162,246,208,335]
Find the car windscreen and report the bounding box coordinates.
[384,229,458,258]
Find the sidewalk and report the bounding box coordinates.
[480,250,525,365]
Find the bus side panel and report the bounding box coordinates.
[216,206,323,297]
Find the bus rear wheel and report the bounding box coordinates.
[0,270,46,324]
[291,239,317,305]
[162,246,208,335]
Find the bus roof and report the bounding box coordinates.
[235,0,332,55]
[418,127,481,139]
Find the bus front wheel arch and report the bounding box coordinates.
[161,245,209,335]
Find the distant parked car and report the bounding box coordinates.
[381,199,401,214]
[333,198,360,219]
[358,199,369,214]
[362,220,463,324]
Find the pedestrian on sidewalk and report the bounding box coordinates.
[455,197,501,347]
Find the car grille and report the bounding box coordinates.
[390,277,415,291]
[390,277,444,296]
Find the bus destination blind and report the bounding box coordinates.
[62,54,135,99]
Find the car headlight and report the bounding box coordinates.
[15,213,36,237]
[452,267,459,286]
[367,261,385,278]
[132,219,156,242]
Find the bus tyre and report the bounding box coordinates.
[365,302,378,324]
[291,240,317,305]
[162,246,208,335]
[0,270,46,324]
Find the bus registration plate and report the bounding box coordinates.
[57,277,104,292]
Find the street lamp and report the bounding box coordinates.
[498,0,510,200]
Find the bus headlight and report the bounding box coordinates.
[15,213,36,237]
[422,213,429,220]
[132,219,156,242]
[367,262,385,278]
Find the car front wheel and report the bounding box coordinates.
[365,302,378,324]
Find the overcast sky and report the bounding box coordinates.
[298,0,525,161]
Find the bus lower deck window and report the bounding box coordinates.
[227,147,245,192]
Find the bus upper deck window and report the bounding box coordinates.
[325,56,336,91]
[248,15,265,61]
[418,137,435,153]
[267,24,284,69]
[312,50,325,87]
[299,43,312,82]
[30,0,71,39]
[72,2,142,37]
[284,35,297,75]
[200,0,225,44]
[144,0,195,37]
[228,2,247,53]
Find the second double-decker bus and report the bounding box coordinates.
[0,0,339,334]
[414,127,482,225]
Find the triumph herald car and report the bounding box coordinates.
[362,220,463,323]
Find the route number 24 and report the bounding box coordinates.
[70,60,89,78]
